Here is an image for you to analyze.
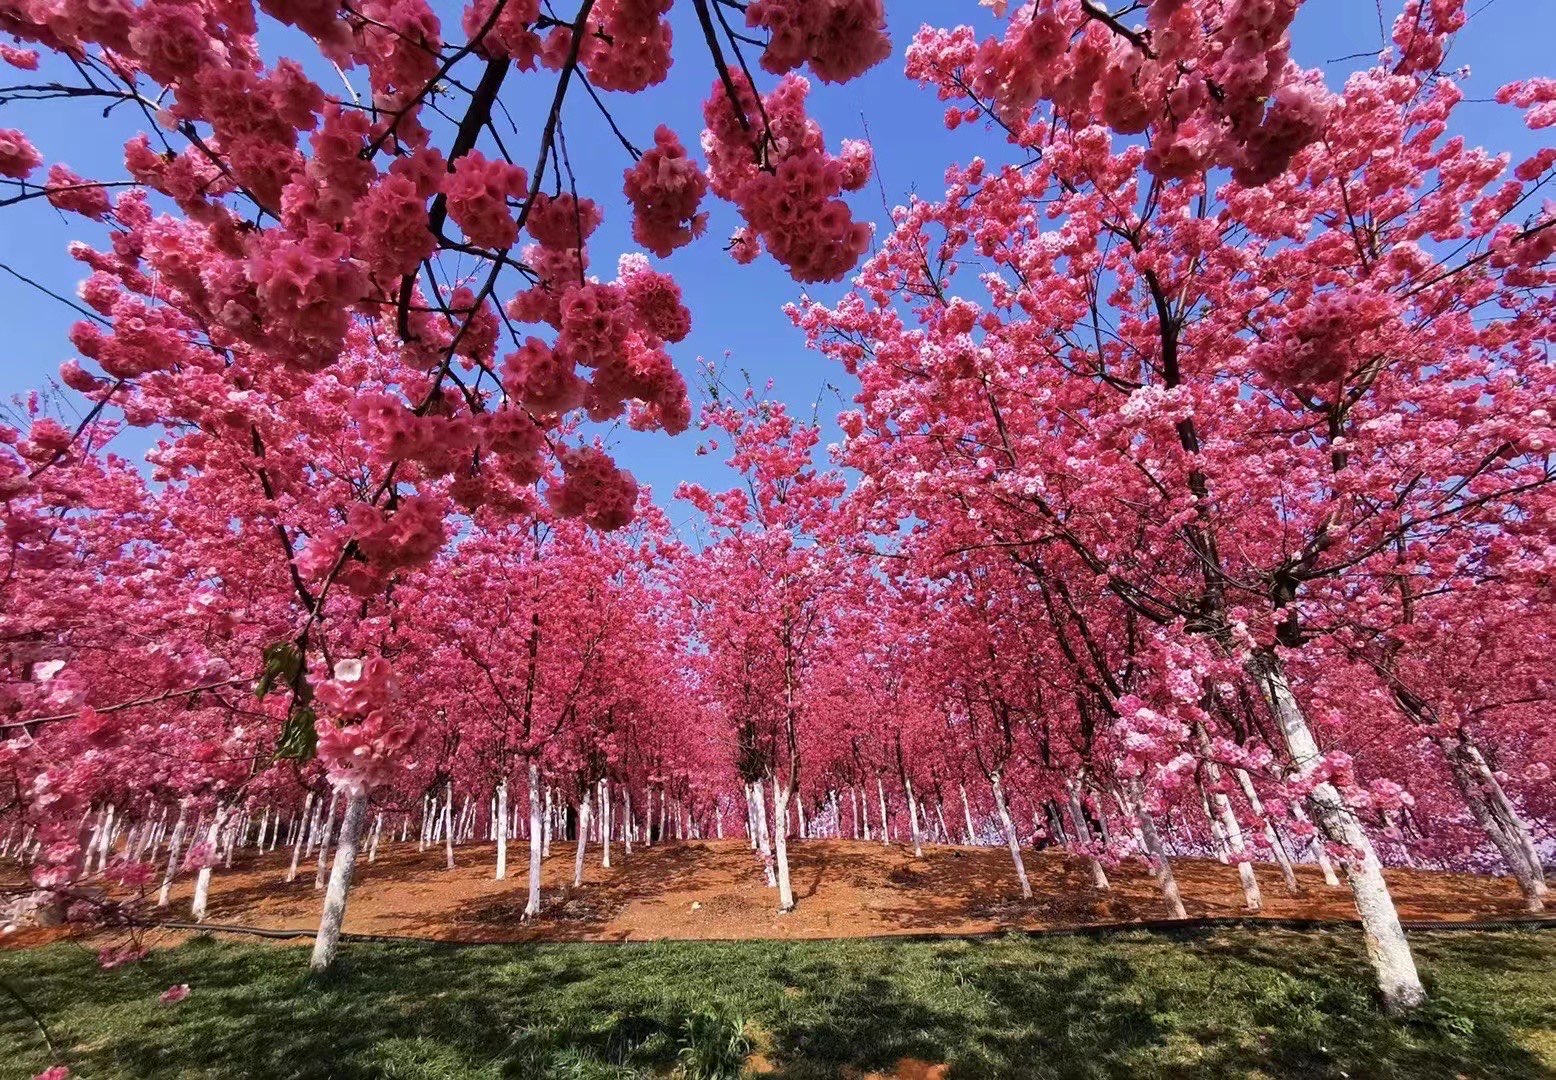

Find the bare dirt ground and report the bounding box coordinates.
[5,837,1535,949]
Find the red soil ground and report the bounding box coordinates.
[5,837,1535,949]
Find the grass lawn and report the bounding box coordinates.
[1,928,1553,1079]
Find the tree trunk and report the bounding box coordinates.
[960,783,977,845]
[524,761,543,919]
[442,781,455,870]
[222,810,240,868]
[904,778,924,857]
[190,807,226,922]
[314,789,339,890]
[287,793,313,884]
[746,783,759,849]
[1127,779,1187,919]
[624,786,636,853]
[1253,653,1426,1013]
[1290,802,1342,885]
[1235,767,1300,895]
[1192,724,1261,910]
[368,813,382,863]
[1437,733,1547,912]
[876,777,890,844]
[991,773,1032,900]
[751,781,777,887]
[772,776,796,911]
[572,791,592,888]
[601,778,612,869]
[542,786,553,857]
[306,793,327,859]
[157,804,188,908]
[309,788,369,973]
[1065,780,1110,890]
[495,777,508,880]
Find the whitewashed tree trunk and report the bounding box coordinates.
[495,777,508,880]
[904,778,924,857]
[1217,793,1261,908]
[746,783,759,849]
[542,786,553,857]
[752,781,777,887]
[524,761,544,918]
[1199,781,1231,865]
[1438,734,1547,912]
[601,778,612,869]
[1289,802,1341,885]
[190,807,227,922]
[772,776,796,912]
[138,811,162,862]
[1092,794,1112,848]
[368,813,382,863]
[254,807,269,859]
[309,787,369,973]
[287,793,314,883]
[1254,654,1426,1013]
[1235,767,1300,895]
[572,791,592,888]
[89,804,114,876]
[314,789,339,890]
[960,783,977,845]
[1065,780,1110,890]
[876,778,890,844]
[157,804,189,907]
[624,787,636,853]
[991,773,1032,900]
[1127,779,1187,919]
[223,811,240,868]
[442,781,455,870]
[1192,724,1261,909]
[306,794,327,859]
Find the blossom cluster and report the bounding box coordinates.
[313,657,422,795]
[702,74,874,282]
[623,125,709,257]
[906,0,1363,184]
[746,0,891,85]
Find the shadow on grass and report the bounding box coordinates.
[1,928,1553,1079]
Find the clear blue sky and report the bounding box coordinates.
[2,0,1550,533]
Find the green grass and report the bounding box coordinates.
[1,929,1553,1079]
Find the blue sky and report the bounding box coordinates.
[2,0,1551,534]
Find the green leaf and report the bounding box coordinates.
[277,704,318,761]
[255,641,303,701]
